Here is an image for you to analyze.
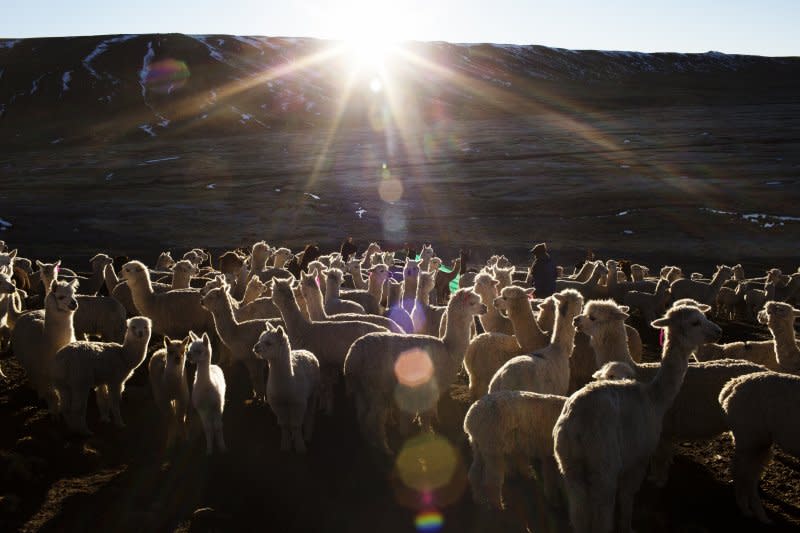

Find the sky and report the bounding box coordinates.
[1,0,798,56]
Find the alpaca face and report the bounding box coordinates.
[200,277,226,297]
[252,327,287,360]
[271,280,295,306]
[90,254,114,271]
[0,249,16,268]
[121,261,148,283]
[573,301,628,336]
[474,273,500,298]
[452,289,487,316]
[37,260,61,285]
[368,265,389,283]
[553,289,585,319]
[404,260,420,279]
[173,260,199,278]
[0,271,16,295]
[324,268,344,286]
[417,271,436,293]
[200,287,228,311]
[186,333,212,364]
[493,286,530,316]
[49,279,79,312]
[164,336,189,368]
[758,301,800,327]
[126,317,152,340]
[653,306,721,347]
[156,251,175,270]
[592,361,636,381]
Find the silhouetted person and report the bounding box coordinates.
[526,243,557,297]
[340,237,358,262]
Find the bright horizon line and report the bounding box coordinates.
[1,31,797,58]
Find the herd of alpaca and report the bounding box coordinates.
[0,239,799,529]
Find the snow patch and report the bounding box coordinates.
[84,35,137,79]
[61,71,72,92]
[139,41,155,99]
[50,138,63,145]
[139,124,156,137]
[623,230,634,235]
[105,172,114,180]
[0,40,20,49]
[207,183,216,189]
[190,35,225,62]
[616,211,629,216]
[143,156,180,164]
[30,74,46,95]
[0,218,12,228]
[232,36,265,54]
[355,207,367,218]
[304,192,321,200]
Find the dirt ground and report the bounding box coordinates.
[0,105,799,532]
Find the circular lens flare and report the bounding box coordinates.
[415,510,444,532]
[396,434,459,492]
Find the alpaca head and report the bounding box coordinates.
[201,286,230,312]
[273,247,293,267]
[218,250,246,275]
[713,265,734,282]
[307,260,326,278]
[251,241,272,264]
[491,266,514,287]
[417,271,436,294]
[732,264,745,280]
[345,258,361,275]
[121,260,151,285]
[186,331,213,365]
[243,276,268,300]
[200,275,227,297]
[270,278,297,307]
[606,259,618,273]
[429,257,443,272]
[125,316,152,342]
[592,361,636,381]
[0,249,17,269]
[299,271,321,296]
[651,304,721,348]
[323,268,345,288]
[690,272,703,281]
[420,244,434,261]
[368,264,390,284]
[156,251,175,270]
[670,298,706,311]
[89,253,114,272]
[473,271,500,301]
[183,249,206,267]
[329,255,346,272]
[163,335,190,368]
[592,262,609,279]
[403,259,420,280]
[365,242,381,256]
[0,269,16,295]
[448,288,487,317]
[252,324,289,361]
[552,289,584,324]
[574,300,630,337]
[173,259,199,279]
[37,259,61,287]
[757,301,800,329]
[47,278,79,313]
[494,285,535,317]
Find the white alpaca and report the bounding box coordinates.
[488,289,584,396]
[695,301,800,372]
[53,317,152,435]
[271,277,387,414]
[622,278,671,325]
[86,253,114,295]
[344,288,487,455]
[155,251,175,271]
[121,261,214,339]
[464,361,635,509]
[410,271,447,336]
[187,331,227,455]
[720,371,800,524]
[298,271,403,333]
[11,279,79,412]
[491,266,514,291]
[556,261,609,300]
[253,324,320,453]
[472,271,513,335]
[400,258,420,314]
[554,305,722,533]
[323,268,366,315]
[573,298,768,487]
[149,335,191,448]
[344,258,368,290]
[170,259,200,290]
[463,285,548,400]
[418,244,434,272]
[670,264,733,306]
[200,285,269,400]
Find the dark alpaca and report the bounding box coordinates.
[287,244,321,278]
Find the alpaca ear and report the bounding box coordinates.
[55,260,61,267]
[36,260,43,268]
[553,293,565,303]
[8,249,17,259]
[697,304,712,313]
[201,332,211,345]
[275,326,285,337]
[651,317,670,328]
[619,305,630,314]
[525,288,536,297]
[189,330,198,341]
[164,335,172,345]
[70,279,80,290]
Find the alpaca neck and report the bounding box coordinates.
[402,277,418,311]
[304,285,328,321]
[770,321,800,371]
[606,267,617,292]
[275,293,309,332]
[420,257,430,271]
[209,295,241,345]
[89,265,105,293]
[416,283,431,308]
[367,274,385,302]
[268,345,294,384]
[324,278,340,303]
[442,305,472,365]
[241,284,261,305]
[103,264,118,294]
[123,333,150,369]
[195,359,212,382]
[44,297,75,344]
[172,272,191,290]
[128,275,156,314]
[510,300,548,350]
[550,305,578,354]
[476,286,502,325]
[351,266,368,290]
[589,322,634,367]
[647,334,692,418]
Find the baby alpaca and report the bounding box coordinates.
[149,335,191,447]
[187,331,227,455]
[253,324,320,453]
[720,371,800,524]
[53,317,152,435]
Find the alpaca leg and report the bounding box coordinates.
[733,443,773,524]
[96,384,111,422]
[482,453,506,509]
[291,402,307,453]
[302,392,318,441]
[617,465,648,533]
[589,479,616,533]
[647,439,673,487]
[468,446,487,506]
[108,383,125,428]
[198,412,214,455]
[563,476,591,533]
[244,358,265,401]
[70,388,92,436]
[213,414,226,453]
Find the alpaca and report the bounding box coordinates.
[429,256,443,273]
[556,261,609,300]
[742,280,776,322]
[253,324,320,453]
[574,298,768,487]
[488,289,584,395]
[622,278,671,325]
[472,272,513,335]
[492,266,514,291]
[464,285,548,400]
[11,279,79,412]
[149,335,191,447]
[218,250,245,277]
[553,305,722,533]
[696,301,800,372]
[200,285,269,400]
[323,268,366,315]
[121,261,214,339]
[400,258,420,314]
[661,265,683,283]
[241,276,269,306]
[569,260,596,282]
[464,362,635,509]
[715,286,739,320]
[719,371,800,524]
[345,258,368,290]
[298,272,403,333]
[155,251,175,271]
[86,253,114,295]
[187,331,227,455]
[630,264,649,282]
[434,255,462,304]
[271,278,388,414]
[344,288,487,455]
[410,271,447,336]
[74,294,127,343]
[35,260,61,297]
[53,317,152,434]
[170,259,200,290]
[418,244,434,272]
[670,264,733,306]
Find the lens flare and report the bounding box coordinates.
[415,510,444,532]
[143,59,190,94]
[396,433,458,492]
[394,348,434,387]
